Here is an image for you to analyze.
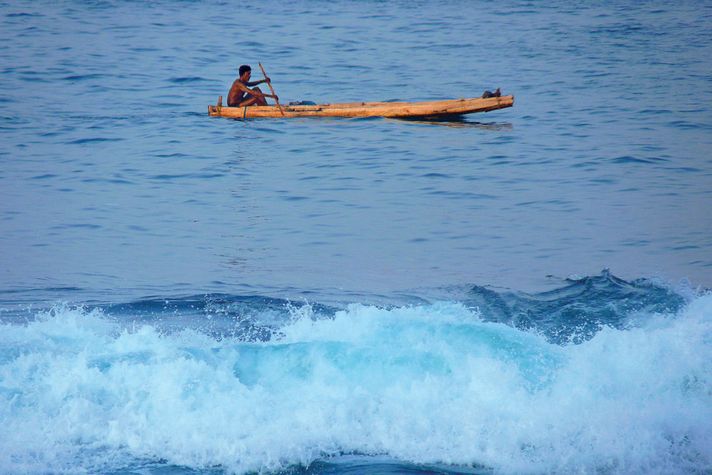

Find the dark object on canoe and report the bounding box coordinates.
[482,88,501,98]
[208,95,514,119]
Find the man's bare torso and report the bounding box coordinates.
[227,79,247,107]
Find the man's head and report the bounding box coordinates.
[239,65,251,80]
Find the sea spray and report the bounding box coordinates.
[0,292,710,473]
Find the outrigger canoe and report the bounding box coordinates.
[208,95,514,119]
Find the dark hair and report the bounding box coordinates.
[239,65,251,76]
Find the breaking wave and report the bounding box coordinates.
[0,274,710,474]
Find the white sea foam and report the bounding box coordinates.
[0,297,710,473]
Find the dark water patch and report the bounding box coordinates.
[6,12,43,18]
[667,166,702,173]
[149,172,224,181]
[639,108,672,115]
[102,24,141,32]
[432,42,474,50]
[331,64,371,72]
[129,46,158,53]
[83,177,134,185]
[0,286,82,296]
[427,190,497,200]
[40,131,62,137]
[241,41,264,48]
[668,120,703,130]
[466,270,687,345]
[611,155,660,164]
[168,76,208,84]
[283,455,489,474]
[62,73,107,81]
[153,152,189,159]
[60,223,103,230]
[670,245,700,251]
[17,72,50,82]
[106,455,489,475]
[621,238,652,247]
[67,137,123,145]
[590,24,645,36]
[589,177,616,184]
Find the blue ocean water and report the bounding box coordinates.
[1,1,712,473]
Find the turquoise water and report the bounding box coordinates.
[1,1,711,473]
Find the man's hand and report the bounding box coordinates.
[263,77,271,84]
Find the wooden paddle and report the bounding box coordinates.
[258,62,284,116]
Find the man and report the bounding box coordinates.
[227,65,278,107]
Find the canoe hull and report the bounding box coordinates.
[208,96,514,119]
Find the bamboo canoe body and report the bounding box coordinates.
[208,96,514,119]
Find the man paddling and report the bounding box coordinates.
[227,64,278,107]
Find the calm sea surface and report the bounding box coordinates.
[1,1,711,474]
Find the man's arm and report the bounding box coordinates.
[246,77,270,87]
[235,80,277,100]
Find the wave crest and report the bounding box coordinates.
[0,282,710,473]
